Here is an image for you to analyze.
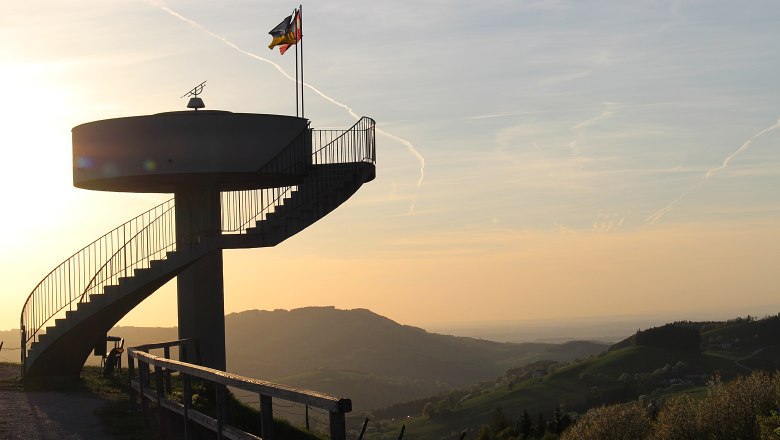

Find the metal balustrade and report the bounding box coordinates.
[221,117,375,234]
[20,117,376,375]
[20,199,176,362]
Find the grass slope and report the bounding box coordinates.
[374,345,748,439]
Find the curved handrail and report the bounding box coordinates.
[221,117,375,234]
[20,116,376,370]
[81,202,177,305]
[20,198,174,352]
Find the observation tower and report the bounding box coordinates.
[20,91,376,378]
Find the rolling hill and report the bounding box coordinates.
[371,314,780,439]
[0,307,609,411]
[222,307,608,410]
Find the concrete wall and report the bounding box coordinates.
[72,111,309,192]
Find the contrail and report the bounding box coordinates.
[647,117,780,224]
[705,118,780,178]
[144,0,425,208]
[572,104,615,130]
[645,191,689,225]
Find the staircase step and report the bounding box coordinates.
[77,299,99,311]
[89,293,108,305]
[134,268,150,278]
[118,276,132,285]
[103,285,120,296]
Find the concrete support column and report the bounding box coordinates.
[174,190,226,371]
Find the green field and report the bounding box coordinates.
[367,344,764,439]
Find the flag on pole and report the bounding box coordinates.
[268,14,296,49]
[278,9,302,55]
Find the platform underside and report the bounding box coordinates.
[75,171,307,193]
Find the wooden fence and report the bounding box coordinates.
[127,339,352,440]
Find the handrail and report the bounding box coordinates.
[20,116,376,373]
[81,202,177,304]
[221,117,376,235]
[127,343,351,440]
[20,198,175,355]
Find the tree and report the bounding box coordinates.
[518,409,532,438]
[533,413,547,439]
[476,425,493,440]
[547,405,572,434]
[422,402,435,418]
[490,406,509,434]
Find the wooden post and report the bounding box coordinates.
[260,394,274,440]
[183,373,192,440]
[397,424,405,440]
[155,365,164,435]
[358,417,369,440]
[139,360,149,423]
[305,405,310,431]
[329,411,347,440]
[20,326,26,380]
[163,346,172,393]
[216,385,225,440]
[128,355,137,410]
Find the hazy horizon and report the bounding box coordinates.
[2,0,779,333]
[4,305,777,345]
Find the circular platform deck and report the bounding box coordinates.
[72,111,310,193]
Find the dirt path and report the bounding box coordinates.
[0,364,117,440]
[734,346,768,372]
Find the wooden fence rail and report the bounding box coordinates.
[127,339,352,440]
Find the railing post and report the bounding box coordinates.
[216,384,225,440]
[20,326,26,379]
[260,394,274,440]
[139,359,149,423]
[155,365,164,434]
[183,372,192,440]
[163,346,172,393]
[358,417,369,440]
[128,354,137,410]
[329,411,347,440]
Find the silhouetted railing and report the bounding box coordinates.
[312,117,376,166]
[20,116,375,374]
[127,340,352,440]
[20,199,175,364]
[221,117,375,234]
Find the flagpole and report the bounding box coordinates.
[299,4,304,119]
[295,40,299,117]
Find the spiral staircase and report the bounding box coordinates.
[20,117,376,379]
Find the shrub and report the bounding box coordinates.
[560,402,651,440]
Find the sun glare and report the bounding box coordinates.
[0,62,76,249]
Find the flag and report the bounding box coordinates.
[268,14,296,49]
[278,9,302,55]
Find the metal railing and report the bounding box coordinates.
[312,117,376,166]
[20,116,376,371]
[20,199,176,361]
[221,117,375,234]
[127,340,352,440]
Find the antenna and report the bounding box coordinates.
[182,80,207,98]
[182,80,207,110]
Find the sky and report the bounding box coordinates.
[1,0,779,334]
